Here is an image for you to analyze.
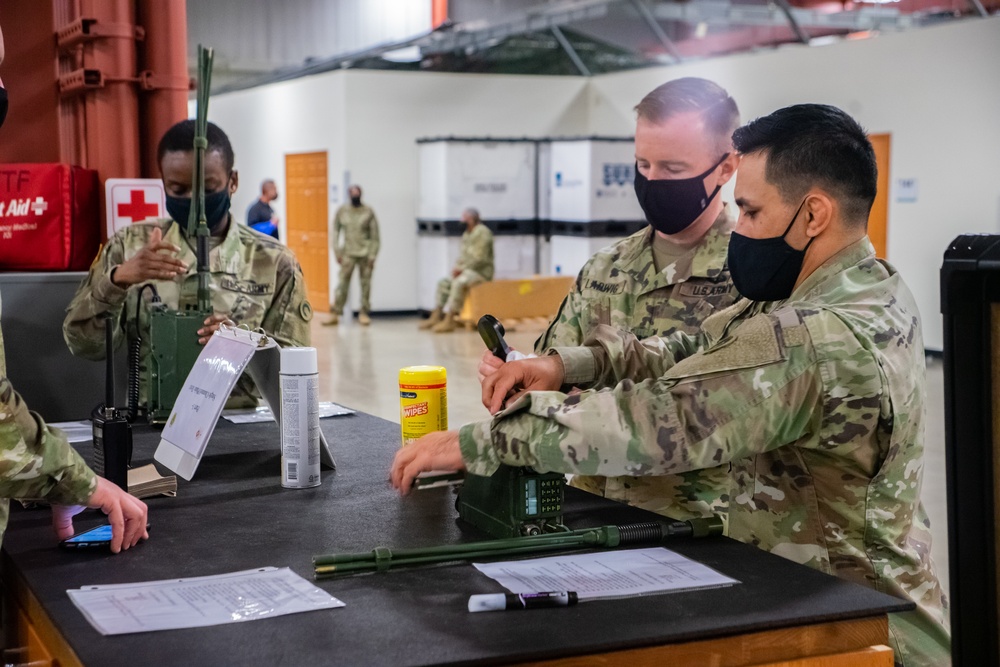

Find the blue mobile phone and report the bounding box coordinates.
[60,524,114,549]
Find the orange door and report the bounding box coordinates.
[285,152,330,312]
[868,134,891,259]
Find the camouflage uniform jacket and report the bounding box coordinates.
[0,333,97,546]
[456,224,494,281]
[333,204,380,260]
[537,207,738,523]
[459,238,950,666]
[63,217,313,407]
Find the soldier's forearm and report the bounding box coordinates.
[0,379,97,505]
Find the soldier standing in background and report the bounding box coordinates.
[480,78,741,523]
[420,208,494,334]
[393,104,951,667]
[326,185,380,326]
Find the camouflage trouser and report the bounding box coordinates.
[333,256,373,314]
[436,270,487,312]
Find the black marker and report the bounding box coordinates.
[468,591,579,612]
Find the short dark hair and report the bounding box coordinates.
[732,104,877,226]
[634,77,740,154]
[157,120,235,173]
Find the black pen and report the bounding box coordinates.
[468,591,579,612]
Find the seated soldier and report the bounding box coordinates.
[63,121,312,411]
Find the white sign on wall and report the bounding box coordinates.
[105,179,167,237]
[895,178,918,203]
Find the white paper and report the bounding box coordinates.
[160,331,259,460]
[49,420,94,443]
[67,567,344,636]
[222,402,355,424]
[473,547,738,601]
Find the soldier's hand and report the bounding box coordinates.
[198,313,235,344]
[390,430,465,496]
[112,227,187,286]
[482,355,565,414]
[477,348,506,384]
[51,477,149,553]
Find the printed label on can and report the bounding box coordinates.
[399,381,447,446]
[281,374,321,488]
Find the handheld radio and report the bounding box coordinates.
[91,313,131,489]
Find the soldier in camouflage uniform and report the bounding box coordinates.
[0,332,148,551]
[393,105,950,666]
[326,184,380,326]
[0,25,146,553]
[63,120,312,410]
[420,208,494,333]
[527,78,742,523]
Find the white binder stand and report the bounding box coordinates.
[154,326,336,480]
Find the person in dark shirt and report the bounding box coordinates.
[246,179,280,239]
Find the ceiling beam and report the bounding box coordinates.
[649,1,916,32]
[420,0,614,54]
[629,0,683,63]
[551,25,592,75]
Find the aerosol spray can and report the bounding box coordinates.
[280,347,321,488]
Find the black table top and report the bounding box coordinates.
[2,410,912,666]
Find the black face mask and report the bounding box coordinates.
[633,154,728,235]
[727,199,813,302]
[165,187,232,235]
[351,196,362,207]
[0,88,8,129]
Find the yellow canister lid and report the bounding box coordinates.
[399,365,447,384]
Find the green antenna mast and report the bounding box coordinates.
[189,44,214,312]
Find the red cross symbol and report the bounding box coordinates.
[30,196,48,216]
[117,189,160,222]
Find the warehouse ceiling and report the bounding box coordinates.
[206,0,996,93]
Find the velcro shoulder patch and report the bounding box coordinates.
[666,313,784,380]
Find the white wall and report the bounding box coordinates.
[212,69,589,310]
[209,16,1000,347]
[587,17,1000,350]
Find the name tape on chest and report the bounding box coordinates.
[220,278,272,295]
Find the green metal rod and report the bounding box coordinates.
[190,44,214,313]
[313,526,612,568]
[312,517,723,579]
[315,541,603,579]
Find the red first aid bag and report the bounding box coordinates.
[0,164,100,270]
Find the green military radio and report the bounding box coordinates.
[458,465,567,538]
[455,315,569,538]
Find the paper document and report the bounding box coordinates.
[68,567,345,635]
[474,547,738,601]
[222,402,355,424]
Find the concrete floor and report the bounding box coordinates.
[313,315,951,597]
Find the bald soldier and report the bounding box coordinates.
[482,77,741,523]
[393,105,950,666]
[64,120,312,410]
